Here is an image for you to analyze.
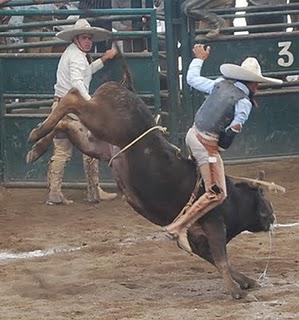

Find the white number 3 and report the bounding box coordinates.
[278,41,294,67]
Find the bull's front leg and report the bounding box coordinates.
[189,223,257,295]
[201,217,246,299]
[62,118,112,160]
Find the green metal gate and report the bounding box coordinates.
[0,3,160,186]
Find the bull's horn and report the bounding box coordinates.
[228,175,286,193]
[258,170,266,180]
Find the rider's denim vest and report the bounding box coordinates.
[194,80,248,135]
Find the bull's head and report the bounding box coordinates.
[234,183,275,233]
[245,171,285,232]
[231,171,283,233]
[253,187,275,232]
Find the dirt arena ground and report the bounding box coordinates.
[0,159,298,320]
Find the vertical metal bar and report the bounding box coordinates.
[180,12,193,129]
[150,9,161,114]
[0,59,4,183]
[131,0,144,51]
[145,0,154,8]
[164,0,180,143]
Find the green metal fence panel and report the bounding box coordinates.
[223,91,299,160]
[199,33,299,78]
[0,54,159,96]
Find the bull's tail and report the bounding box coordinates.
[113,42,135,92]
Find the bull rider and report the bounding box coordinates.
[165,44,282,249]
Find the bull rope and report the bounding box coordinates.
[257,230,274,286]
[108,125,167,167]
[257,214,277,286]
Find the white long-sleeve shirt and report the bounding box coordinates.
[54,43,104,100]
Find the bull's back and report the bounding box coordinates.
[93,82,156,147]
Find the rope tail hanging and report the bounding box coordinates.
[257,230,274,286]
[257,213,277,286]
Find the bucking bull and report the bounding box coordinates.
[27,59,280,300]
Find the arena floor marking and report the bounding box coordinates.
[0,223,298,262]
[0,246,83,262]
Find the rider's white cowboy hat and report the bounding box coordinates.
[56,18,111,42]
[220,57,283,84]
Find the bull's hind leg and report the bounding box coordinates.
[61,118,112,160]
[61,120,150,211]
[29,89,84,143]
[188,219,246,299]
[27,116,112,163]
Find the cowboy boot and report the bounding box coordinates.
[98,187,117,201]
[205,13,225,39]
[83,154,99,203]
[83,154,117,202]
[165,185,224,254]
[165,186,222,237]
[47,138,73,205]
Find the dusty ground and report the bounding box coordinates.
[0,159,298,320]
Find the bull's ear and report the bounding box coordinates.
[258,170,266,181]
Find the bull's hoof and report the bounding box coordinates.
[231,287,247,300]
[240,278,260,290]
[26,150,34,164]
[28,129,39,143]
[26,149,39,163]
[26,138,48,163]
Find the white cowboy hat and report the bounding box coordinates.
[220,57,283,84]
[56,18,111,42]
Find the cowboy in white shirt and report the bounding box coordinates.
[165,44,282,250]
[47,19,118,205]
